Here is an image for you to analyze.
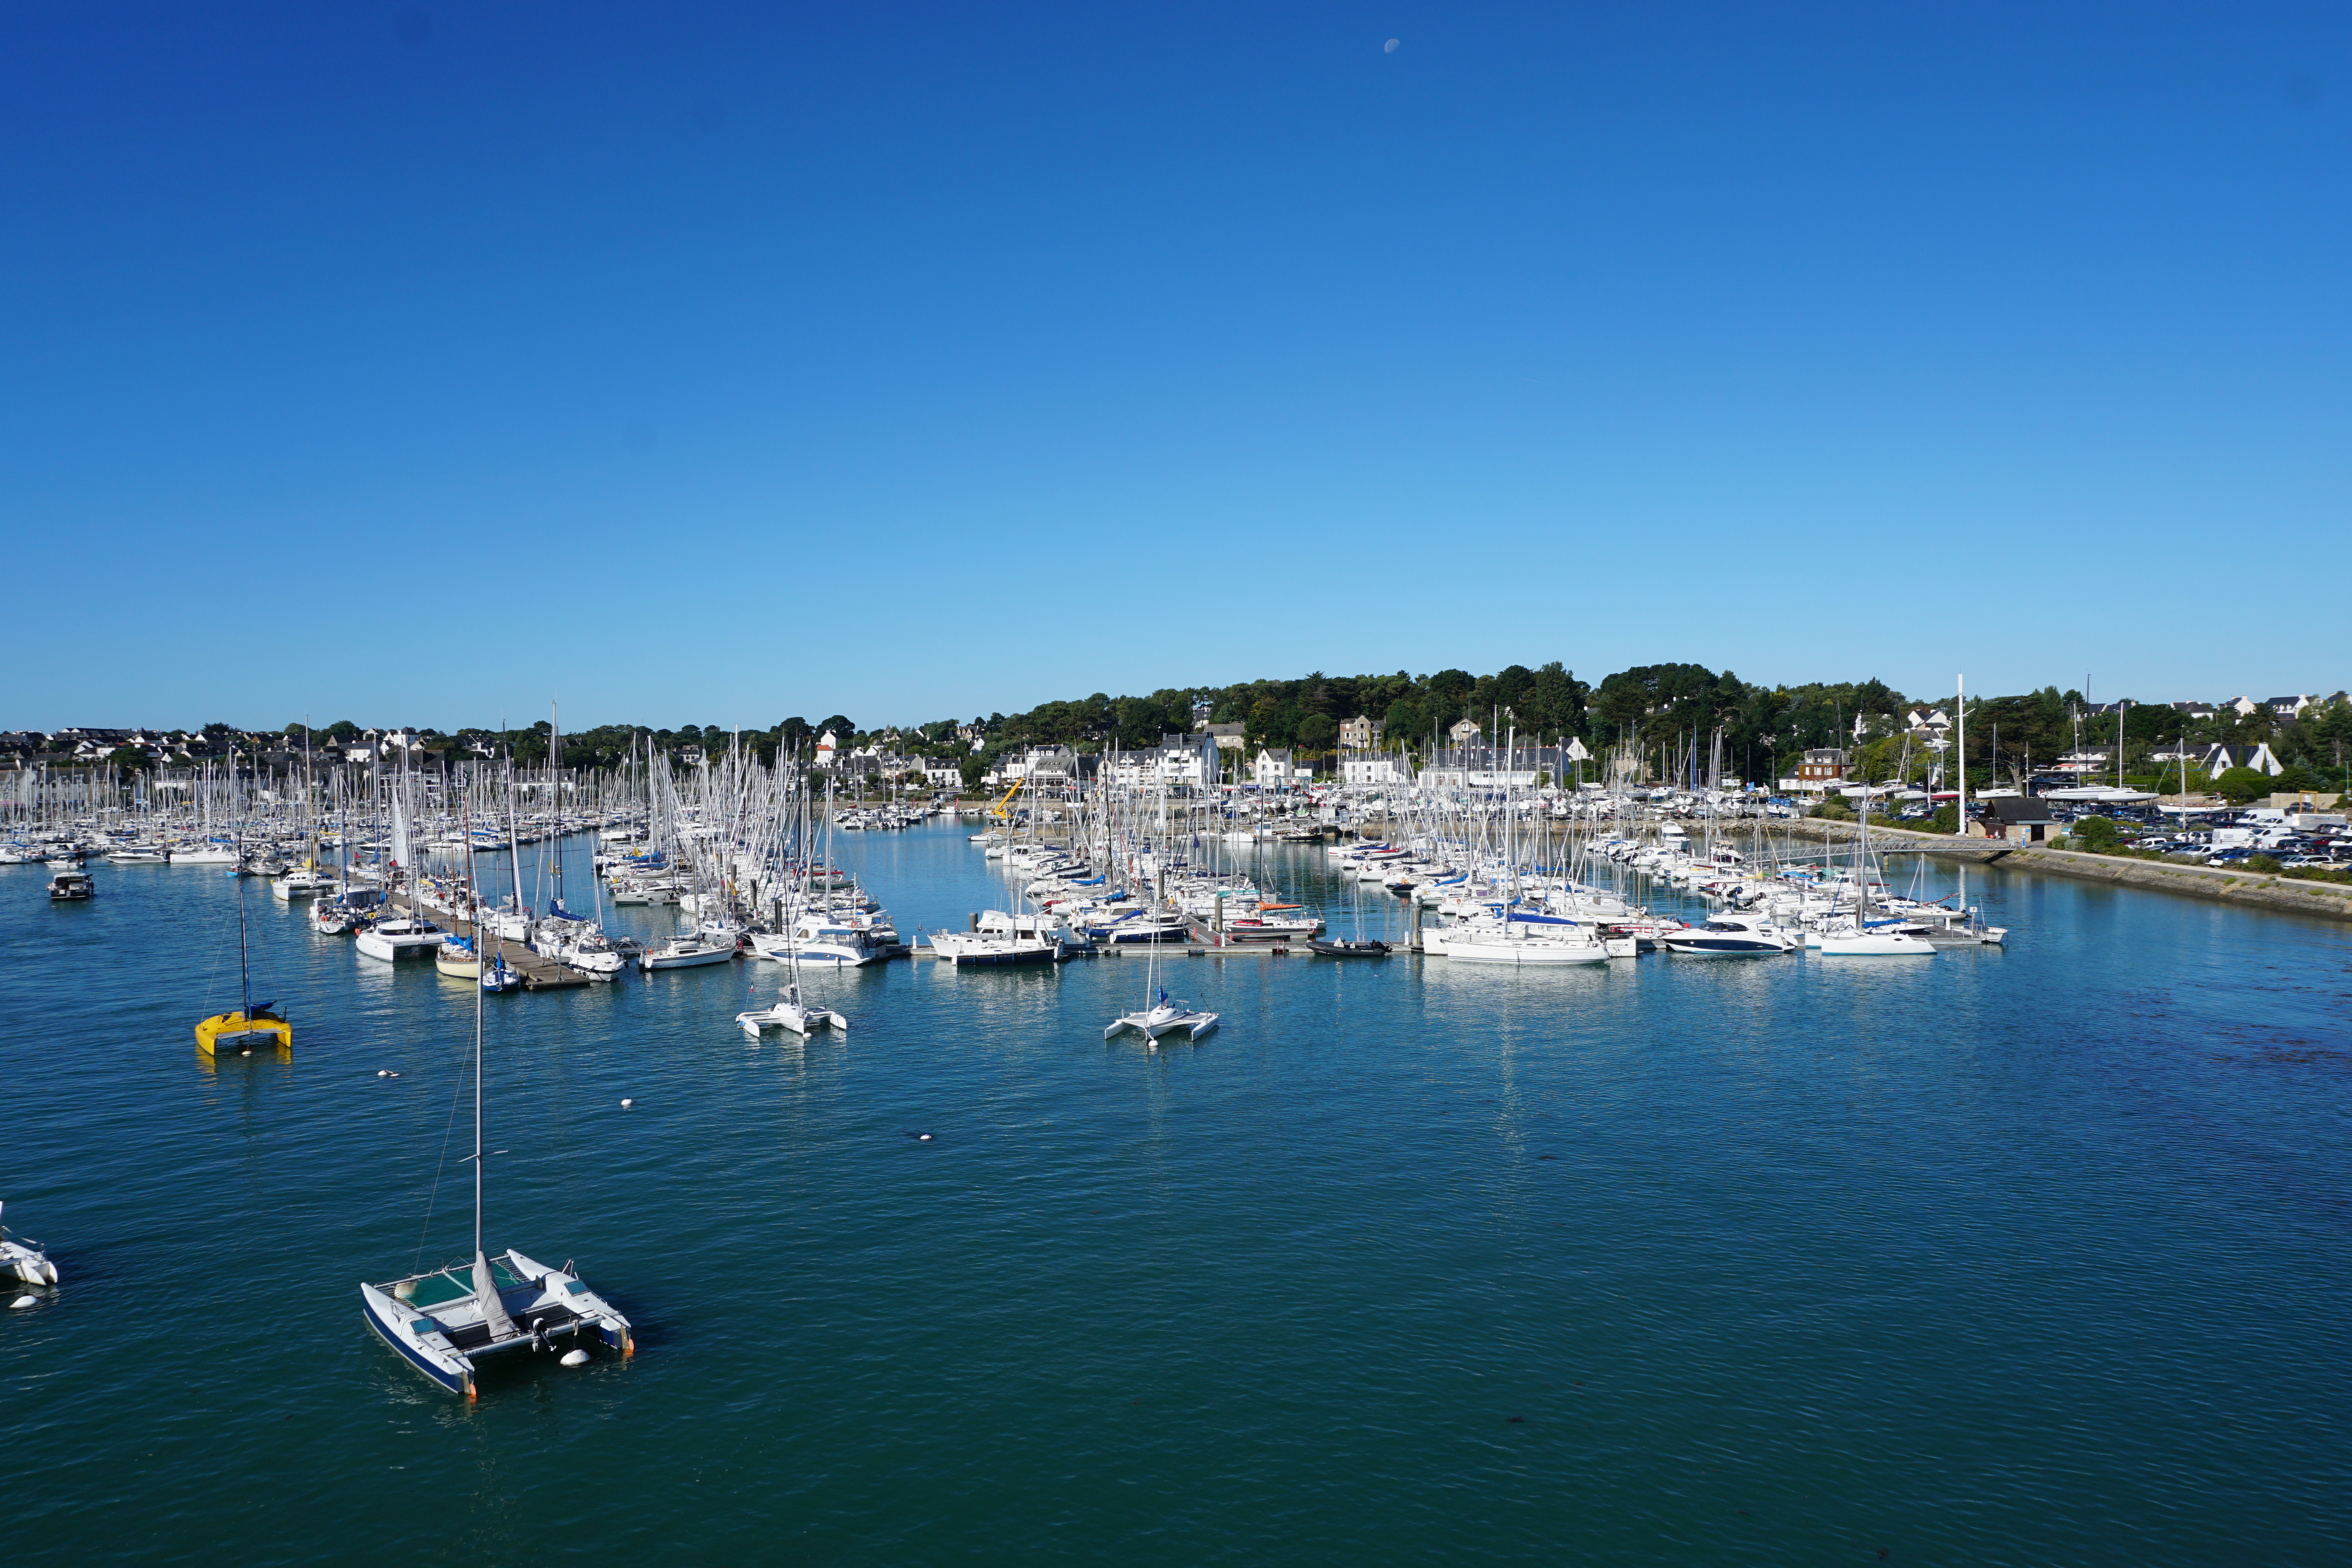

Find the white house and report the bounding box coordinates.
[813,729,839,767]
[1446,718,1482,744]
[1252,747,1302,788]
[2200,743,2284,777]
[1341,754,1411,785]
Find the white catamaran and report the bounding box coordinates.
[360,943,632,1398]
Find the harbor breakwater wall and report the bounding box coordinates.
[1779,817,2352,926]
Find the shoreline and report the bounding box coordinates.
[1778,817,2352,924]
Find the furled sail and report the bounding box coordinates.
[473,1249,517,1342]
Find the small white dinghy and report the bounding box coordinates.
[0,1203,58,1288]
[737,982,848,1037]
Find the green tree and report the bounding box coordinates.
[2213,766,2273,805]
[2270,762,2320,795]
[960,755,987,793]
[2071,815,2122,852]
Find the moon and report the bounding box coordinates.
[1384,38,1399,53]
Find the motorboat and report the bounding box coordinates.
[747,915,887,967]
[926,931,1067,965]
[736,982,848,1036]
[272,865,336,901]
[46,870,93,901]
[313,887,385,935]
[171,842,239,865]
[1220,912,1325,944]
[1661,915,1799,956]
[104,845,168,864]
[1,1203,58,1288]
[637,934,737,971]
[1305,938,1391,957]
[356,917,447,962]
[480,952,524,993]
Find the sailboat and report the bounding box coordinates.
[736,911,848,1035]
[1104,927,1218,1045]
[736,981,848,1036]
[361,924,632,1398]
[195,874,292,1054]
[1816,789,1936,957]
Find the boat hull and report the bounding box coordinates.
[639,947,736,971]
[196,1011,292,1054]
[1445,940,1611,966]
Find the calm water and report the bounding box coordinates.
[5,824,2350,1564]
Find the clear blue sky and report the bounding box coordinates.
[4,2,2345,733]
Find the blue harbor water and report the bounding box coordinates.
[5,824,2350,1563]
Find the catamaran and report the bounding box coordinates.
[195,874,292,1055]
[362,928,632,1398]
[1,1203,58,1289]
[1104,921,1217,1045]
[1104,985,1219,1043]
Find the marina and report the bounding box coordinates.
[5,807,2351,1561]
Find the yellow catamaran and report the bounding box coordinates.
[196,872,291,1054]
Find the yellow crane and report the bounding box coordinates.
[991,776,1024,822]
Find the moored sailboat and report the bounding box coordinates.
[362,914,631,1398]
[195,875,292,1054]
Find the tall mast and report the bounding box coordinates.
[236,875,252,1018]
[469,777,486,1262]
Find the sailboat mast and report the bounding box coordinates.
[237,875,252,1018]
[473,909,486,1262]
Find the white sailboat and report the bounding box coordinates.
[1815,792,1936,957]
[737,981,848,1036]
[1104,930,1217,1045]
[361,936,632,1398]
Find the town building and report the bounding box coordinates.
[1790,748,1849,788]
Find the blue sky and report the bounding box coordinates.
[4,2,2345,732]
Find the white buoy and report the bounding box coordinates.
[918,1133,933,1141]
[620,1098,633,1108]
[9,1295,34,1309]
[560,1349,590,1367]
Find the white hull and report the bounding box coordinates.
[1445,938,1611,965]
[357,931,443,961]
